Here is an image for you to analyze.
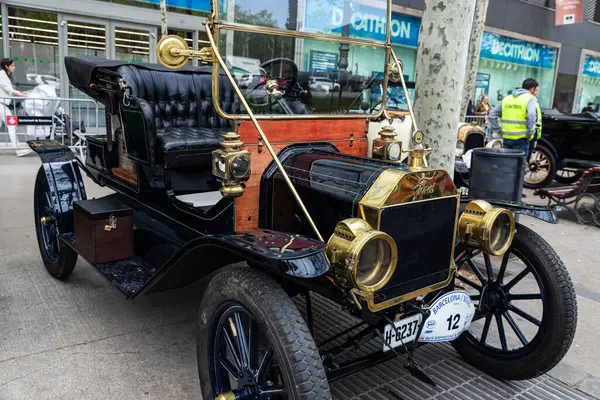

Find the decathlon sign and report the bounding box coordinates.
[583,55,600,78]
[304,0,421,47]
[480,32,557,69]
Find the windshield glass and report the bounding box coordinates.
[215,0,391,117]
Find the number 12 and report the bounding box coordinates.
[447,314,461,330]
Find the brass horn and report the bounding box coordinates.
[156,35,214,69]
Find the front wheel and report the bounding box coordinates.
[197,266,331,399]
[452,223,577,380]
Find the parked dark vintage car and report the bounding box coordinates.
[525,109,600,188]
[26,1,577,398]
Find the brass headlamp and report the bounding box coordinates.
[212,131,251,198]
[326,218,397,293]
[458,200,515,256]
[372,125,403,162]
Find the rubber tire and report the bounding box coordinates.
[197,266,331,400]
[452,223,577,380]
[524,143,557,189]
[554,170,583,185]
[33,166,78,279]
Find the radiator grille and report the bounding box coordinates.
[374,196,458,305]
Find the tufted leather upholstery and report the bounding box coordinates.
[117,65,240,168]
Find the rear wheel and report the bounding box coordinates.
[197,266,331,399]
[524,144,557,189]
[33,166,78,279]
[452,223,577,380]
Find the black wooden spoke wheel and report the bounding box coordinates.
[524,144,557,189]
[197,266,331,400]
[452,223,577,380]
[555,169,583,185]
[33,166,78,279]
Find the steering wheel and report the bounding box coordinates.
[246,58,306,113]
[248,58,299,97]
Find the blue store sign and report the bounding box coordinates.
[137,0,210,12]
[479,32,556,69]
[304,0,420,47]
[583,55,600,78]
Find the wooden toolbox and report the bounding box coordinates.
[73,197,134,264]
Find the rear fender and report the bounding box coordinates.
[27,140,87,233]
[138,229,330,296]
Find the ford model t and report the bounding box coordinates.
[28,0,577,398]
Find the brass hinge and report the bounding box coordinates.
[349,131,354,147]
[258,136,263,153]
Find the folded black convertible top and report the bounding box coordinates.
[64,56,214,101]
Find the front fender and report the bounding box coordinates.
[138,229,330,296]
[27,140,87,233]
[460,199,557,224]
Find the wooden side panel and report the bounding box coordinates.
[238,119,368,145]
[235,139,368,232]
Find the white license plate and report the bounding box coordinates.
[382,314,422,352]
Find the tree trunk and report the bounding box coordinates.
[160,0,168,37]
[460,0,489,122]
[413,0,477,174]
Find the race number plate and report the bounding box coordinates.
[418,290,475,343]
[382,314,422,351]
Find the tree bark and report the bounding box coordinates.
[460,0,489,121]
[413,0,477,174]
[160,0,168,37]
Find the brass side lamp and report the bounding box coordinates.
[372,125,403,162]
[212,131,251,198]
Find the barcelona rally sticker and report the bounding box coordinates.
[418,290,475,343]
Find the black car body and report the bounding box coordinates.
[525,110,600,188]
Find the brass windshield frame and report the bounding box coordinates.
[209,0,393,120]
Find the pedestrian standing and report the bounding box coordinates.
[488,78,542,195]
[0,58,29,156]
[474,94,491,115]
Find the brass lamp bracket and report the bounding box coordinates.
[156,35,215,69]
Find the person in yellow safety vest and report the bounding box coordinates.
[489,78,542,160]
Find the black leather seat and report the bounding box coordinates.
[117,64,240,168]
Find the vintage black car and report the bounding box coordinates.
[525,109,600,188]
[27,1,577,398]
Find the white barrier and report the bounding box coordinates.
[0,93,101,161]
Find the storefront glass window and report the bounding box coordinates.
[298,0,420,112]
[219,28,387,115]
[7,8,59,92]
[577,55,600,113]
[67,21,107,130]
[115,26,150,63]
[476,32,558,109]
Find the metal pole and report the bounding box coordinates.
[160,0,168,38]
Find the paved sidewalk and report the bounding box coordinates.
[1,154,599,399]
